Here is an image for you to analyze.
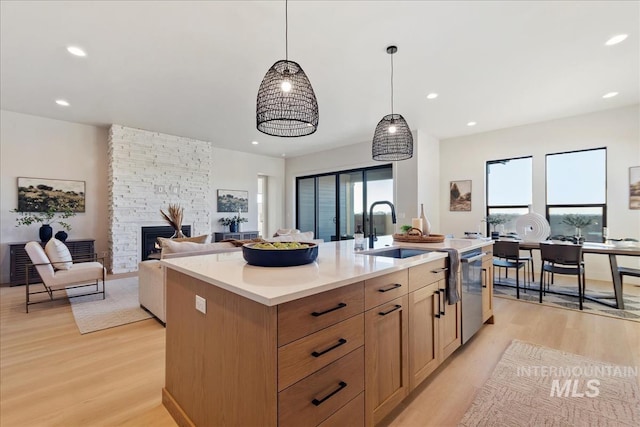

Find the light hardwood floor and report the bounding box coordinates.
[1,278,638,427]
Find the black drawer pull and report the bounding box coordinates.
[378,283,402,293]
[435,290,441,318]
[431,267,449,274]
[440,288,446,315]
[311,338,347,357]
[311,302,347,317]
[311,381,347,406]
[379,304,402,316]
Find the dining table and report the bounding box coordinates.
[515,240,640,309]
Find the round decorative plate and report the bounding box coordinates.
[515,211,551,242]
[242,242,318,267]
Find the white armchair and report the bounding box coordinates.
[24,241,106,313]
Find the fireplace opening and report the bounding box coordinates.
[141,225,191,261]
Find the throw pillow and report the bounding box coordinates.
[160,240,237,257]
[268,231,314,242]
[157,234,208,248]
[44,238,73,270]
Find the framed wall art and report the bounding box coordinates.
[630,166,640,210]
[450,180,472,212]
[217,189,248,213]
[17,177,85,212]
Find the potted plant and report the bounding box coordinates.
[219,215,248,233]
[483,214,509,239]
[562,214,592,243]
[12,207,76,242]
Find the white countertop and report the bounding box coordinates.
[161,236,493,306]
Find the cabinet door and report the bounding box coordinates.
[482,258,494,323]
[438,278,461,361]
[408,282,440,391]
[364,295,409,427]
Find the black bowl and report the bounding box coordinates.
[242,242,318,267]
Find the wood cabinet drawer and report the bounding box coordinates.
[408,258,447,292]
[317,392,364,427]
[364,270,408,311]
[278,282,364,346]
[278,347,364,427]
[278,314,364,391]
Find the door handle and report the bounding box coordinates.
[435,290,441,318]
[440,287,446,315]
[311,302,347,317]
[379,304,402,316]
[482,268,487,288]
[311,381,347,406]
[311,338,347,358]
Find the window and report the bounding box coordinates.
[296,165,393,242]
[486,156,533,235]
[546,148,606,242]
[257,175,267,237]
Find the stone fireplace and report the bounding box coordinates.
[141,225,191,261]
[108,125,213,273]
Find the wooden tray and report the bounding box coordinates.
[393,228,445,243]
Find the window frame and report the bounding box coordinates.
[545,147,607,242]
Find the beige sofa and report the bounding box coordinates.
[138,241,241,324]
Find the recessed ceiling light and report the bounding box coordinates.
[55,99,70,106]
[426,93,438,99]
[281,153,286,157]
[605,34,628,46]
[66,46,87,57]
[602,92,618,99]
[467,121,477,127]
[251,141,259,145]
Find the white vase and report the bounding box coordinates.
[420,203,431,236]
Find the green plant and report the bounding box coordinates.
[218,215,248,226]
[400,224,412,233]
[12,207,75,231]
[483,214,509,231]
[561,214,592,229]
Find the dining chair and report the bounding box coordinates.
[493,240,528,299]
[616,267,639,309]
[539,242,585,310]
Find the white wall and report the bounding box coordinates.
[284,130,439,234]
[211,147,285,238]
[439,104,640,280]
[0,110,109,284]
[0,114,286,281]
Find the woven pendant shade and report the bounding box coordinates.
[372,45,413,161]
[256,59,318,137]
[372,114,413,161]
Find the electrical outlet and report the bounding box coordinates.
[398,212,406,219]
[195,295,206,314]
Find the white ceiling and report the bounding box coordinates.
[1,1,638,158]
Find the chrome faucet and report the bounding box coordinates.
[369,201,397,248]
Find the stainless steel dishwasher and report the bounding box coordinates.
[460,249,486,344]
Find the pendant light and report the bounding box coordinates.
[372,45,413,161]
[256,0,319,137]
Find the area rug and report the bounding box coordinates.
[66,276,152,334]
[459,340,640,426]
[493,280,640,322]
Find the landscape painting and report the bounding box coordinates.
[450,180,472,212]
[18,177,85,212]
[217,189,248,213]
[630,166,640,210]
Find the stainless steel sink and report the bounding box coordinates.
[362,248,432,259]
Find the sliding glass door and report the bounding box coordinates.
[296,165,393,242]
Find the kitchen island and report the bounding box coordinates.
[161,237,493,427]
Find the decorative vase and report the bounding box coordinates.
[419,203,431,236]
[171,228,186,239]
[39,224,53,243]
[229,222,238,233]
[54,230,68,242]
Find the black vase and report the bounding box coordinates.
[55,230,68,242]
[39,224,53,243]
[229,222,238,233]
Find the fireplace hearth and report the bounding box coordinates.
[141,225,191,261]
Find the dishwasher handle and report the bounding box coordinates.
[461,252,487,263]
